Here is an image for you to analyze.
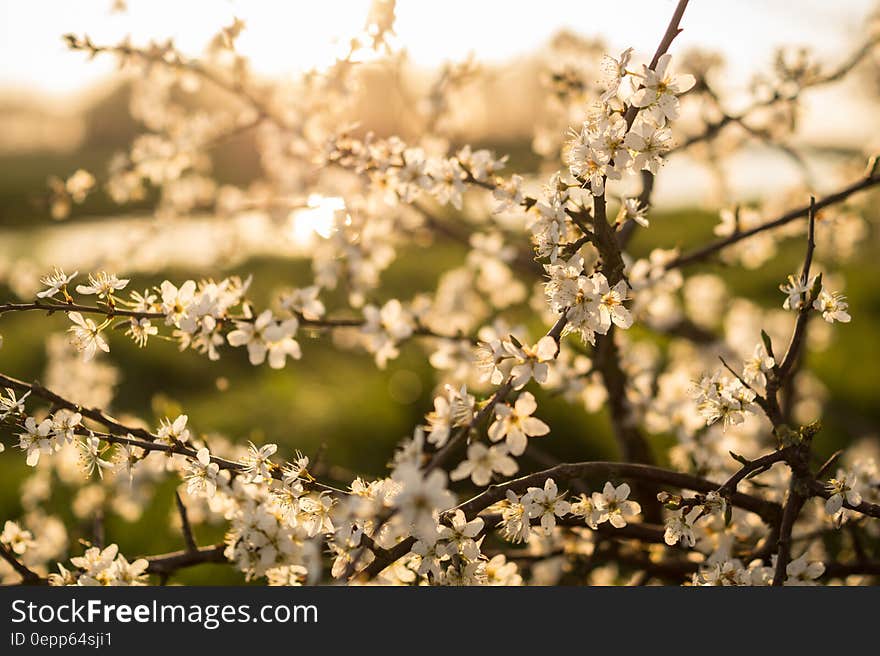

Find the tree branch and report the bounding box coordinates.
[0,372,350,496]
[145,544,227,577]
[174,491,198,553]
[0,543,45,585]
[666,170,880,270]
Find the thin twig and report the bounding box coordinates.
[0,301,477,344]
[0,373,350,497]
[667,173,879,270]
[174,491,198,553]
[0,543,45,585]
[145,544,227,576]
[777,196,817,379]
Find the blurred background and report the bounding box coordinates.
[1,0,879,582]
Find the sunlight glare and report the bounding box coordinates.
[288,194,344,245]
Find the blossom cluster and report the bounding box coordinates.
[545,253,633,344]
[0,0,877,589]
[690,372,759,430]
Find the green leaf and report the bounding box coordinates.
[809,273,823,300]
[760,330,775,358]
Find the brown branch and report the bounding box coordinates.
[823,560,880,579]
[0,301,166,321]
[144,544,227,577]
[174,491,198,553]
[621,0,690,130]
[586,0,692,495]
[0,300,476,344]
[593,197,657,502]
[363,457,783,579]
[359,539,413,580]
[776,197,817,380]
[666,171,880,270]
[455,461,780,522]
[479,513,673,546]
[719,448,790,493]
[362,4,697,582]
[772,479,806,586]
[0,543,45,585]
[64,35,285,132]
[0,372,349,496]
[670,37,879,157]
[759,203,820,585]
[806,481,880,520]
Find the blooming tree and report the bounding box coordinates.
[1,0,880,586]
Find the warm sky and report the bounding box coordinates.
[1,0,877,202]
[0,0,875,96]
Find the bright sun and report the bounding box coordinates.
[288,195,345,246]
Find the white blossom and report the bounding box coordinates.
[498,490,531,543]
[392,464,455,539]
[813,288,851,323]
[185,447,221,497]
[160,279,197,326]
[280,286,326,321]
[488,391,550,456]
[599,47,634,102]
[618,197,649,227]
[56,544,148,586]
[228,310,301,368]
[594,276,633,332]
[438,510,484,559]
[504,336,558,389]
[361,299,415,368]
[77,435,114,479]
[0,388,29,421]
[0,521,34,555]
[783,554,825,586]
[51,409,82,445]
[241,442,278,483]
[67,311,109,361]
[779,274,814,311]
[450,442,518,487]
[624,121,673,174]
[693,559,750,586]
[36,267,77,299]
[522,478,571,534]
[825,469,862,525]
[690,372,758,429]
[425,384,475,448]
[475,338,511,385]
[411,534,451,579]
[157,414,191,445]
[75,271,129,299]
[742,343,775,388]
[18,416,55,466]
[591,482,642,528]
[664,507,702,547]
[125,318,158,348]
[629,53,695,122]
